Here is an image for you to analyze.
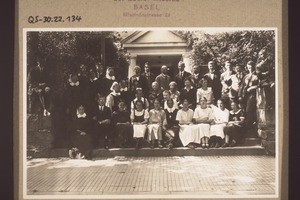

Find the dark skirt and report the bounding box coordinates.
[115,123,133,146]
[224,124,244,144]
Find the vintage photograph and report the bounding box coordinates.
[24,28,277,198]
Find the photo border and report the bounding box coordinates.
[22,27,279,200]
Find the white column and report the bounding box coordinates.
[128,54,137,78]
[182,52,192,73]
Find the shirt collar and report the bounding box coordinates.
[77,113,87,118]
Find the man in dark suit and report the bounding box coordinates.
[155,65,171,91]
[188,65,202,89]
[92,94,112,149]
[174,61,191,91]
[129,66,149,99]
[142,62,155,95]
[204,61,222,102]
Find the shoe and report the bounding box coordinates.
[209,143,216,148]
[167,143,174,149]
[201,144,205,149]
[205,143,209,149]
[215,143,220,148]
[229,141,236,147]
[222,143,229,148]
[188,143,195,149]
[135,140,140,150]
[158,144,163,149]
[150,142,155,149]
[69,149,75,159]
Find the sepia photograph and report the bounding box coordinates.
[23,28,278,198]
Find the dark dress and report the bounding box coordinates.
[180,87,197,110]
[224,109,245,144]
[69,115,93,158]
[238,73,259,130]
[112,110,133,147]
[63,84,83,119]
[100,77,115,96]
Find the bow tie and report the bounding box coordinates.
[70,81,79,86]
[43,109,51,116]
[77,113,87,118]
[120,87,128,92]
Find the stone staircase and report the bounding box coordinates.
[27,137,266,158]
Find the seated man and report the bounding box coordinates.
[92,94,112,149]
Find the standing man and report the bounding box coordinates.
[204,61,222,102]
[142,62,155,96]
[174,61,191,91]
[129,66,149,99]
[27,60,50,114]
[155,65,171,91]
[188,65,202,89]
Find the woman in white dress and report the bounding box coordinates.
[210,99,230,148]
[131,100,149,149]
[196,77,214,106]
[193,97,214,149]
[148,99,167,148]
[177,99,197,149]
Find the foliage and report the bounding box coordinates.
[27,31,129,96]
[176,30,276,72]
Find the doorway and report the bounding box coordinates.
[136,54,182,79]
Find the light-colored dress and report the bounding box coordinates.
[148,109,167,141]
[176,109,198,146]
[210,106,229,138]
[196,87,214,105]
[130,109,149,138]
[193,107,214,139]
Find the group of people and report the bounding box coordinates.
[27,58,274,159]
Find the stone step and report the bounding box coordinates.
[242,138,261,146]
[46,146,266,158]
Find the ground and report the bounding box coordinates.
[27,155,276,197]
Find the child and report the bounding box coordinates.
[106,81,121,113]
[164,99,180,149]
[112,100,132,148]
[131,100,149,149]
[193,97,214,149]
[92,94,112,149]
[196,77,214,106]
[162,90,178,109]
[210,99,229,148]
[177,99,197,149]
[180,78,197,110]
[68,105,92,159]
[223,101,245,147]
[148,99,167,148]
[131,88,149,111]
[148,81,162,109]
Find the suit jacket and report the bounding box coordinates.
[129,75,149,96]
[204,71,222,100]
[94,105,112,122]
[155,73,171,91]
[142,72,156,91]
[188,73,202,89]
[175,71,191,90]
